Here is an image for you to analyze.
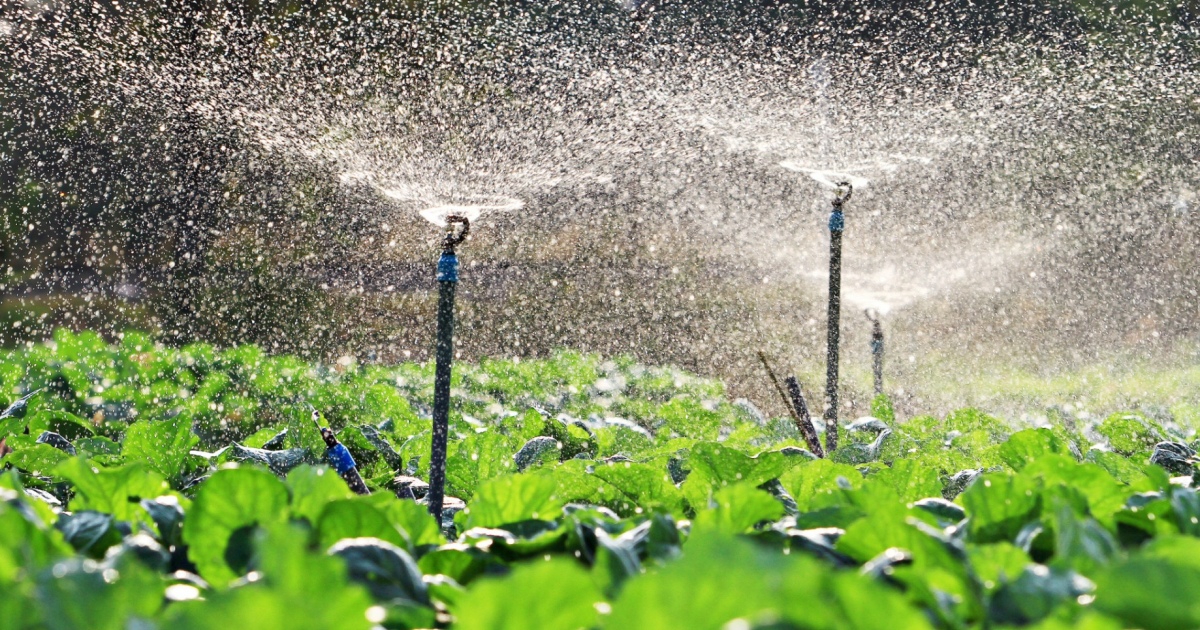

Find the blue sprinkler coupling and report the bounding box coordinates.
[828,180,852,233]
[437,251,459,282]
[325,442,357,475]
[311,406,371,495]
[828,211,844,233]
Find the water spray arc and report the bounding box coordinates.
[427,215,470,519]
[823,182,851,453]
[865,309,884,396]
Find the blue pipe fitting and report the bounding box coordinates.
[325,443,357,475]
[437,252,459,282]
[828,211,844,233]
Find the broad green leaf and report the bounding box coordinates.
[778,459,861,511]
[34,558,164,630]
[1024,455,1129,526]
[967,542,1031,590]
[608,533,786,630]
[123,414,200,485]
[55,459,170,523]
[654,398,722,440]
[286,465,354,524]
[1094,553,1200,630]
[960,471,1042,542]
[1096,413,1159,456]
[316,499,409,551]
[452,558,601,630]
[446,432,518,501]
[167,523,375,630]
[25,410,93,441]
[693,483,785,535]
[683,442,812,509]
[3,441,71,476]
[548,459,683,517]
[1001,429,1068,471]
[182,466,290,585]
[857,458,942,505]
[460,474,563,529]
[378,497,444,547]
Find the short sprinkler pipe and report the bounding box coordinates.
[865,309,884,396]
[311,406,371,495]
[823,182,851,453]
[427,215,470,519]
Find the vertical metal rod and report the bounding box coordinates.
[823,184,849,453]
[427,218,466,519]
[428,266,457,518]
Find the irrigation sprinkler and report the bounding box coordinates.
[865,309,884,396]
[311,406,371,495]
[823,182,852,453]
[426,214,470,519]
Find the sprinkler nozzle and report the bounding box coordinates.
[833,181,853,206]
[441,214,471,253]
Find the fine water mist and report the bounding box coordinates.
[2,0,1198,418]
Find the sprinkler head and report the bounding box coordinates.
[308,403,338,448]
[833,181,853,206]
[440,214,470,253]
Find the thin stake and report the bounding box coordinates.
[866,310,884,396]
[823,182,851,453]
[785,376,824,458]
[756,351,823,457]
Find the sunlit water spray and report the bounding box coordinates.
[3,2,1198,416]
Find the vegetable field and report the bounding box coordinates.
[2,329,1199,630]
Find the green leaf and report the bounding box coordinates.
[654,398,722,440]
[327,538,429,607]
[181,466,290,585]
[871,393,896,424]
[316,499,410,552]
[778,458,862,511]
[461,474,563,529]
[1096,413,1160,456]
[682,442,812,509]
[1094,552,1200,630]
[1001,429,1068,471]
[548,459,683,517]
[34,558,164,630]
[967,542,1031,591]
[1024,455,1130,527]
[692,483,785,535]
[378,497,444,547]
[285,465,354,524]
[167,522,375,630]
[55,459,170,524]
[445,432,518,501]
[451,558,602,630]
[858,458,943,505]
[960,471,1042,542]
[3,441,71,476]
[25,410,93,441]
[123,414,199,485]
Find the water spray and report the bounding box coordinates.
[426,214,470,519]
[311,406,371,496]
[823,182,852,452]
[865,309,884,396]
